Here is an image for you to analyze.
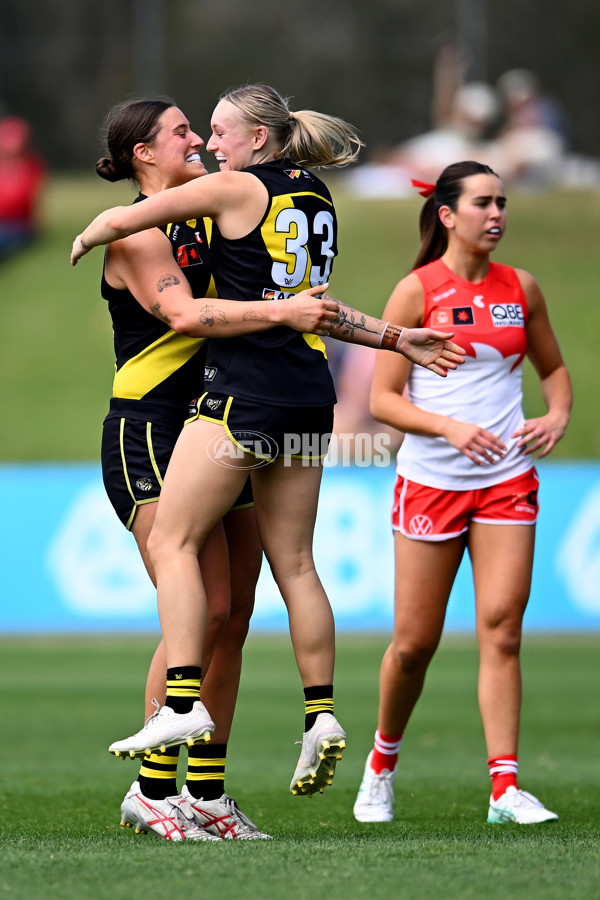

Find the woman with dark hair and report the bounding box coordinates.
[72,85,464,804]
[353,161,572,825]
[94,97,341,841]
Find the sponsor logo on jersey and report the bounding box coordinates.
[204,366,217,382]
[135,477,152,492]
[194,231,203,243]
[408,515,434,536]
[432,287,456,302]
[431,308,452,327]
[453,306,474,325]
[176,244,203,267]
[473,294,485,308]
[284,168,310,180]
[262,288,296,300]
[489,303,525,327]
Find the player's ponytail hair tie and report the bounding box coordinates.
[411,178,436,198]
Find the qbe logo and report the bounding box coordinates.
[490,303,524,327]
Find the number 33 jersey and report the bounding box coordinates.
[397,258,533,490]
[205,158,337,407]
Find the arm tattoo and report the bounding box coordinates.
[198,303,230,327]
[149,301,171,326]
[334,305,380,338]
[242,308,270,323]
[157,273,181,292]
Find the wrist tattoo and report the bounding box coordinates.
[157,273,181,292]
[380,323,404,351]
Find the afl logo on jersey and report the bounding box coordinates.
[408,515,433,536]
[284,168,310,180]
[489,303,525,327]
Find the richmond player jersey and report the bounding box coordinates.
[205,158,337,407]
[101,193,216,419]
[397,259,533,490]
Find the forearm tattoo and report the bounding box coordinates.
[242,308,271,323]
[334,305,380,338]
[157,273,181,292]
[198,304,230,327]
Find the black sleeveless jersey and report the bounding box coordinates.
[205,159,337,407]
[101,193,215,420]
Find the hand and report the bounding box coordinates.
[275,284,341,335]
[443,420,507,465]
[398,328,466,376]
[512,413,568,458]
[71,234,91,267]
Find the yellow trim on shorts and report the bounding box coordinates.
[146,421,164,487]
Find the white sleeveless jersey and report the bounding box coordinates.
[397,259,533,490]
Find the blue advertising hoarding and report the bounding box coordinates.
[1,461,598,633]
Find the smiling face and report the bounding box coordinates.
[440,173,507,255]
[134,106,206,188]
[206,99,269,171]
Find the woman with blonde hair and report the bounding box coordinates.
[72,84,464,803]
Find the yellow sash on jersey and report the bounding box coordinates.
[113,330,206,400]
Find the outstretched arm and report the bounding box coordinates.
[328,299,465,376]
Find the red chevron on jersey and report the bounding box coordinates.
[395,258,532,490]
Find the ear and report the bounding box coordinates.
[438,205,454,229]
[252,125,269,151]
[133,142,155,165]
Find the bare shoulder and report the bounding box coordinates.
[383,271,425,326]
[514,267,546,314]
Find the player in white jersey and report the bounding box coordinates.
[353,161,572,826]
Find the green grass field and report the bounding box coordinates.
[2,633,599,899]
[0,175,599,460]
[1,178,598,897]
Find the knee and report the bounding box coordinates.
[480,615,523,658]
[221,599,253,650]
[388,640,436,675]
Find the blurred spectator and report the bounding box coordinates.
[492,68,569,187]
[344,44,500,196]
[0,115,46,261]
[391,81,499,183]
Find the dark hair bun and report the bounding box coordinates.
[96,156,123,182]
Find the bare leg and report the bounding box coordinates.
[132,502,231,721]
[377,532,465,736]
[469,523,535,757]
[252,457,334,687]
[147,420,251,670]
[199,506,262,742]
